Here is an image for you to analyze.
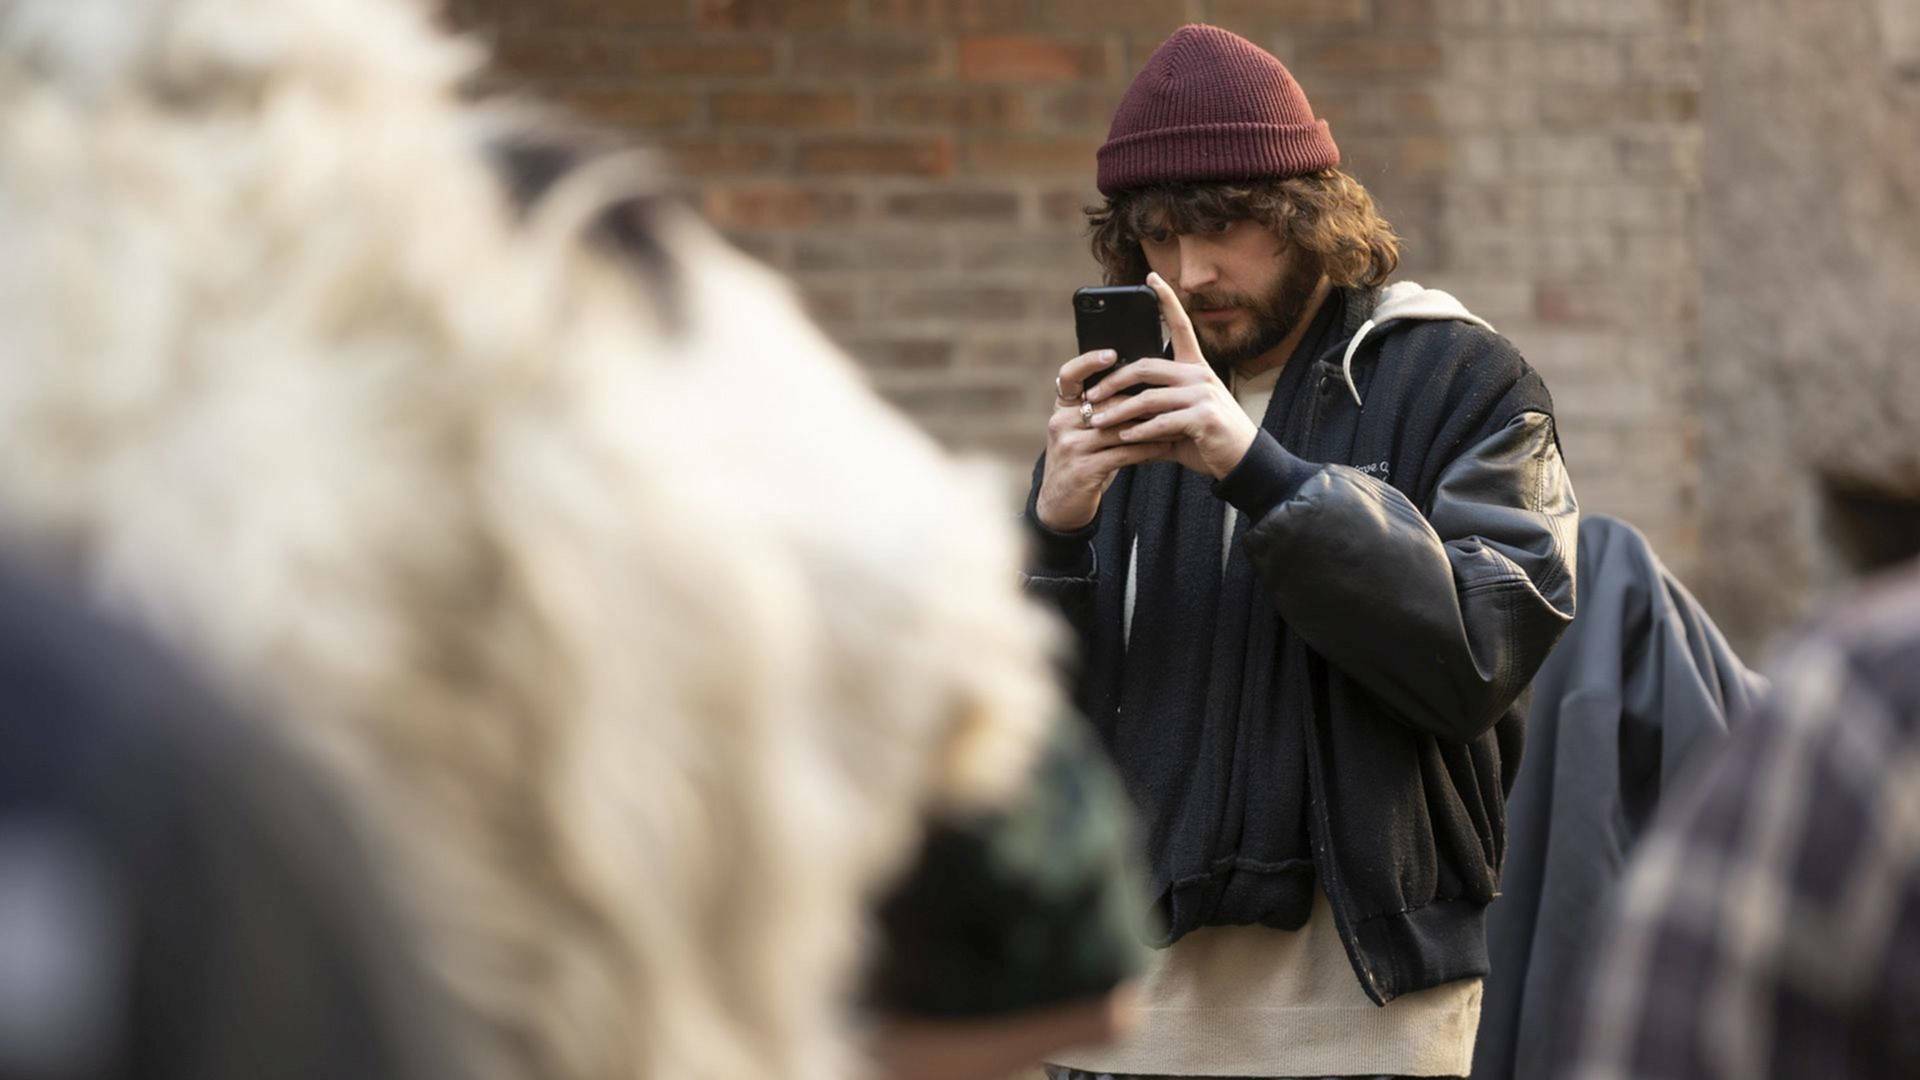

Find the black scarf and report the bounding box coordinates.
[1080,297,1342,942]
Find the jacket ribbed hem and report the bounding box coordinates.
[1153,857,1316,947]
[1350,896,1492,1004]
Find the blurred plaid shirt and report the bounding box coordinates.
[1559,565,1920,1079]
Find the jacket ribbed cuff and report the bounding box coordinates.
[1213,429,1318,523]
[1023,488,1097,578]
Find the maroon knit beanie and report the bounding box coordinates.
[1097,25,1339,196]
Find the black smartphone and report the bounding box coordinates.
[1073,285,1163,393]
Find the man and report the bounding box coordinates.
[1024,25,1579,1079]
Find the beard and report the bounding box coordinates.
[1184,255,1324,375]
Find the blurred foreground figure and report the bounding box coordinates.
[0,563,452,1080]
[1558,563,1920,1079]
[0,0,1092,1076]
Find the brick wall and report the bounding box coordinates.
[448,0,1706,583]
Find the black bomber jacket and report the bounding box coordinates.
[1024,283,1579,1004]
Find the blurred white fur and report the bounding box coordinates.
[0,0,1060,1077]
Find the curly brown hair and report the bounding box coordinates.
[1086,168,1400,289]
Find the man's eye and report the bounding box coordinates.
[1143,229,1172,244]
[1207,219,1233,233]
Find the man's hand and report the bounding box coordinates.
[1082,272,1258,481]
[1035,349,1171,533]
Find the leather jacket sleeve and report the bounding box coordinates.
[1237,410,1578,742]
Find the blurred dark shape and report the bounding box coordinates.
[866,715,1149,1021]
[0,562,455,1080]
[1824,478,1920,577]
[1476,514,1767,1080]
[1555,559,1920,1078]
[485,126,682,314]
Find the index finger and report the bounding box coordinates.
[1056,349,1117,401]
[1145,272,1204,366]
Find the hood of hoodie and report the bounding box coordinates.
[1335,281,1496,406]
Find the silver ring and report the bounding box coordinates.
[1079,401,1095,426]
[1056,376,1082,404]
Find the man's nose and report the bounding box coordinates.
[1175,237,1217,293]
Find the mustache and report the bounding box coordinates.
[1183,290,1257,312]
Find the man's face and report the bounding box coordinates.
[1138,217,1321,372]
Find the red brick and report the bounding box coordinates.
[551,87,694,130]
[1299,38,1445,78]
[1124,30,1301,73]
[869,0,1033,30]
[450,0,690,30]
[959,37,1108,82]
[953,234,1100,275]
[492,33,638,78]
[792,37,947,78]
[634,40,779,77]
[702,186,861,230]
[511,0,691,26]
[696,0,855,29]
[799,283,861,325]
[1035,85,1125,132]
[439,0,499,31]
[1039,187,1101,224]
[720,231,788,268]
[796,137,955,177]
[1209,0,1372,30]
[1037,0,1192,32]
[711,90,860,129]
[1389,134,1451,177]
[500,37,777,81]
[964,136,1103,175]
[877,88,1027,129]
[881,190,1023,222]
[660,138,781,177]
[887,285,1033,319]
[793,234,945,271]
[1387,89,1443,126]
